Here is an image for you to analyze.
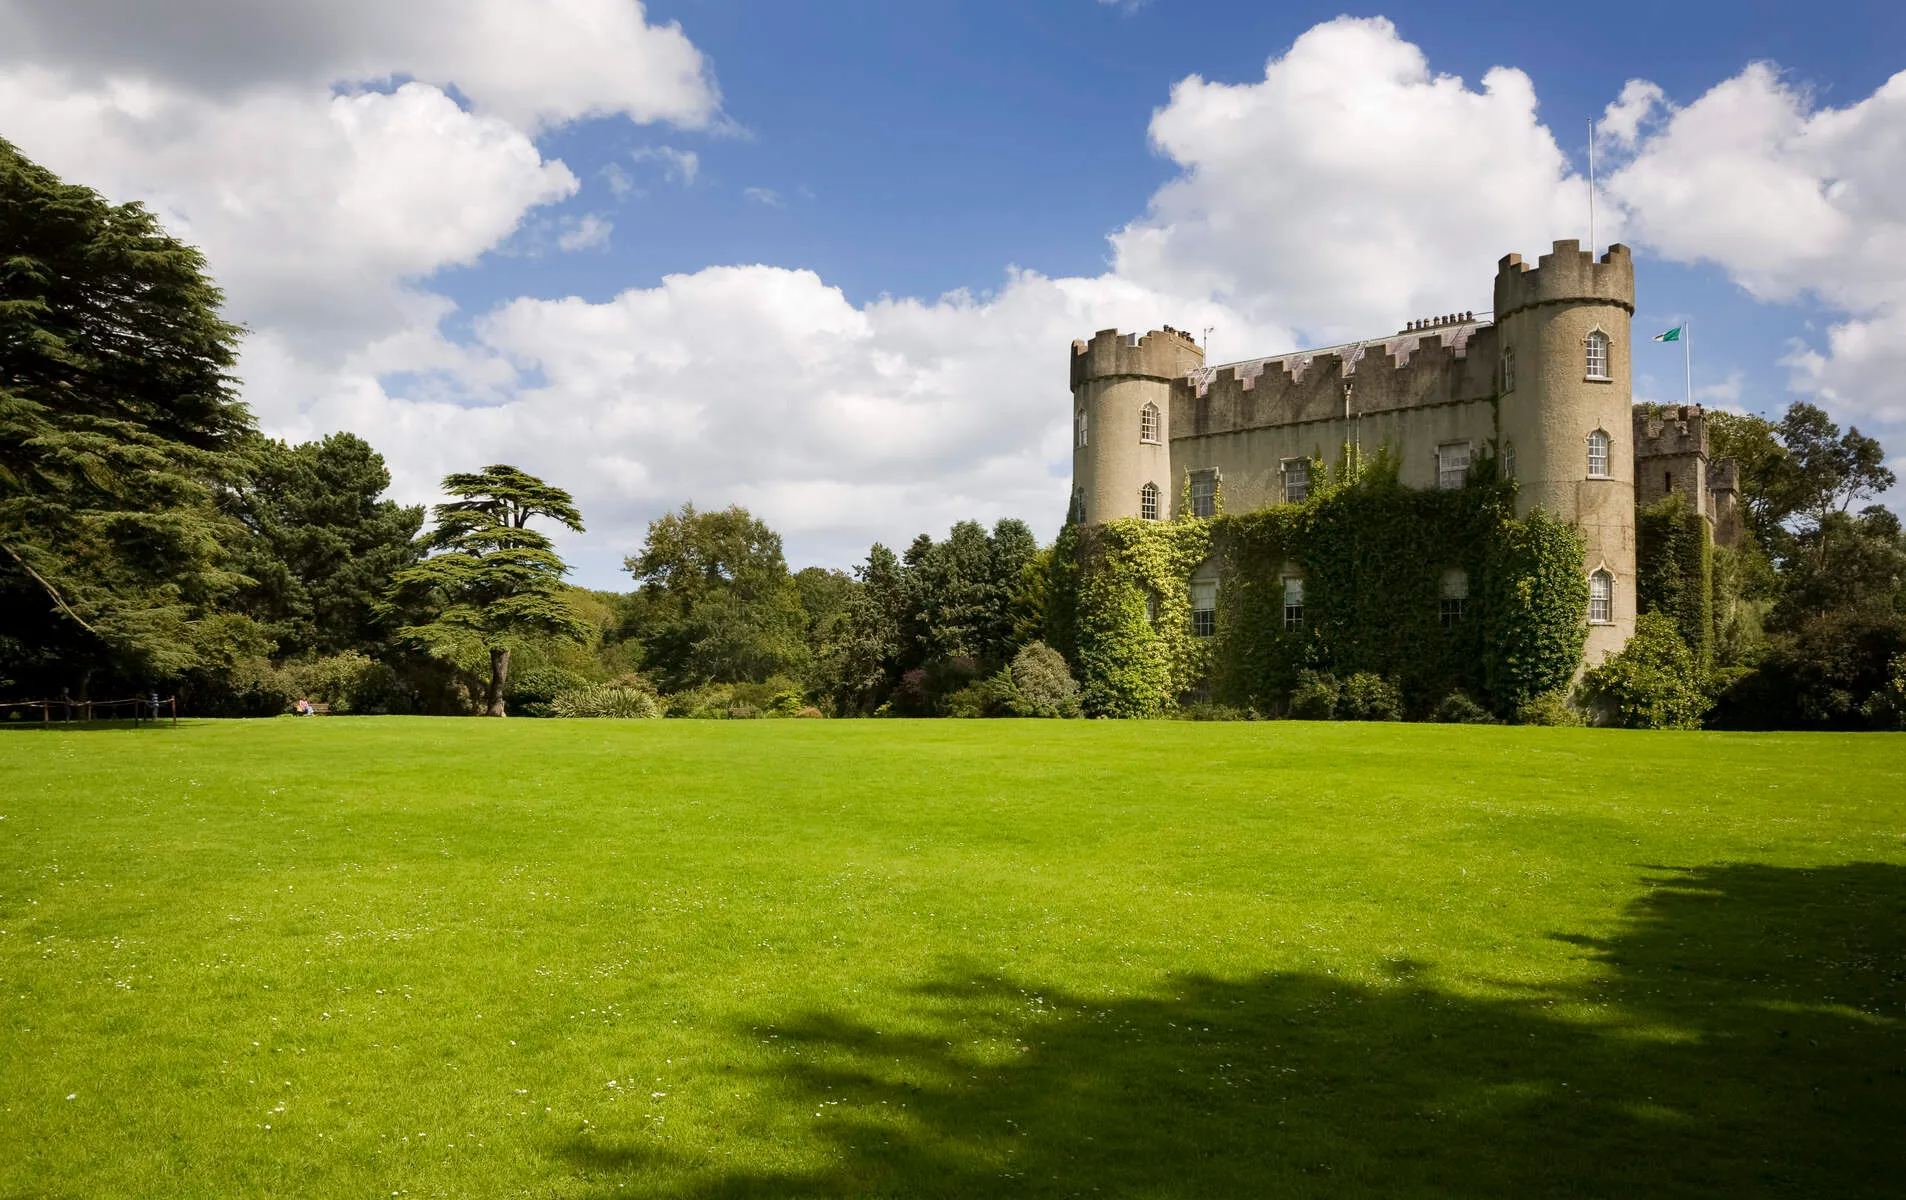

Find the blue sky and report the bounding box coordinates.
[4,0,1904,585]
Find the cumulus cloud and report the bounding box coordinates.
[0,0,719,130]
[1113,16,1604,346]
[1607,64,1906,425]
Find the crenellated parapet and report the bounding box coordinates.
[1174,319,1496,437]
[1495,241,1635,318]
[1634,404,1711,459]
[1070,326,1204,390]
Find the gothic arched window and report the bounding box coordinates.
[1139,482,1160,521]
[1139,402,1160,444]
[1585,330,1611,381]
[1075,409,1088,449]
[1587,429,1611,478]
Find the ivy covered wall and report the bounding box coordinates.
[1055,453,1590,718]
[1636,493,1713,664]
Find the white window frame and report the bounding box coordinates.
[1439,568,1469,629]
[1282,576,1305,633]
[1589,569,1614,624]
[1189,471,1217,519]
[1139,402,1160,445]
[1585,330,1611,381]
[1437,442,1471,491]
[1587,429,1611,479]
[1502,442,1516,480]
[1502,346,1516,393]
[1282,458,1310,504]
[1189,578,1217,639]
[1139,481,1160,521]
[1075,409,1088,449]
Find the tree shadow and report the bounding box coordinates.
[555,863,1906,1198]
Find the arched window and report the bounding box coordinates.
[1075,409,1088,449]
[1139,402,1160,444]
[1585,330,1611,380]
[1139,482,1160,521]
[1589,569,1614,624]
[1587,429,1611,478]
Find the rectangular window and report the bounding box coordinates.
[1438,443,1471,491]
[1189,579,1217,639]
[1502,347,1516,393]
[1440,597,1466,628]
[1283,577,1305,632]
[1586,332,1611,380]
[1283,459,1309,503]
[1502,443,1516,480]
[1075,410,1088,448]
[1189,471,1217,518]
[1440,568,1468,628]
[1589,571,1614,624]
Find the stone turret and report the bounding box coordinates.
[1070,327,1204,523]
[1494,241,1637,664]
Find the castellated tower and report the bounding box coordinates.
[1493,241,1636,663]
[1069,327,1204,522]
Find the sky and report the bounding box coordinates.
[3,0,1904,588]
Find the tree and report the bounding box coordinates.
[227,432,424,658]
[385,465,589,717]
[0,137,251,693]
[623,504,808,691]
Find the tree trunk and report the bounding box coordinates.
[487,646,511,717]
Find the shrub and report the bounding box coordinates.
[1862,652,1906,731]
[1432,691,1494,724]
[793,706,825,719]
[1581,612,1711,729]
[1008,643,1082,717]
[1288,670,1340,720]
[547,685,660,719]
[1339,672,1402,721]
[1513,690,1583,726]
[506,666,594,716]
[1176,702,1254,721]
[727,702,763,719]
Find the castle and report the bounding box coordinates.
[1068,240,1738,668]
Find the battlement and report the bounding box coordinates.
[1070,326,1205,390]
[1176,319,1495,436]
[1634,404,1710,460]
[1494,241,1634,319]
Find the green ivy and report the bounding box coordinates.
[1068,517,1211,717]
[1058,450,1590,718]
[1636,493,1713,664]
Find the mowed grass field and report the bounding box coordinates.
[2,719,1902,1199]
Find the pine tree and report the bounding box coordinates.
[386,465,590,716]
[0,138,250,693]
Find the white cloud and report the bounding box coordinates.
[1607,64,1906,426]
[743,186,785,207]
[0,0,719,131]
[1598,79,1664,149]
[631,144,700,186]
[557,213,614,253]
[0,68,577,358]
[1112,16,1606,346]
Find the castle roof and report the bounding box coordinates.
[1192,312,1490,394]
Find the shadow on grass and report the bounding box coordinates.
[557,863,1906,1198]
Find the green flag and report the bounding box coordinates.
[1653,326,1683,342]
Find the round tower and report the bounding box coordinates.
[1069,328,1204,524]
[1493,241,1637,664]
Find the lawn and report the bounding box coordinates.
[1,718,1902,1198]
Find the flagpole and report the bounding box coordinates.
[1587,118,1597,252]
[1683,319,1692,407]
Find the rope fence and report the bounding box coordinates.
[1,695,178,726]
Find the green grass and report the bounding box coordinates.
[2,718,1902,1198]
